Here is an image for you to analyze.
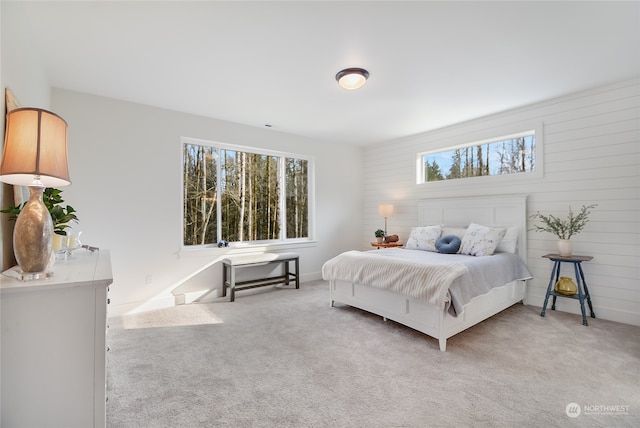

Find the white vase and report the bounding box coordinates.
[557,239,573,257]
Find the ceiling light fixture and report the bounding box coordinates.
[335,68,369,90]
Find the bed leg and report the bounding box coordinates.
[330,299,334,307]
[439,338,447,352]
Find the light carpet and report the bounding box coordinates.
[106,281,640,428]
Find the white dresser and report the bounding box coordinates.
[1,249,113,428]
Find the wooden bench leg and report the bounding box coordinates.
[229,265,236,302]
[294,257,299,289]
[221,263,228,298]
[284,260,290,286]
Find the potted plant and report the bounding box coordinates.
[530,204,596,256]
[1,187,79,236]
[374,229,385,244]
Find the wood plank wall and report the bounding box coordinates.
[362,78,639,326]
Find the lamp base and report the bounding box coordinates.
[2,265,53,281]
[13,185,54,274]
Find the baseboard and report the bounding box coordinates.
[303,272,323,282]
[172,272,323,305]
[523,289,639,327]
[108,294,176,318]
[111,272,325,318]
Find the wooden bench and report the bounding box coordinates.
[221,252,299,302]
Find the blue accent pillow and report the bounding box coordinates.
[436,235,462,254]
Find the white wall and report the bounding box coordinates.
[362,78,640,326]
[0,2,50,108]
[51,89,363,316]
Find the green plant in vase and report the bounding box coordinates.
[43,188,79,236]
[530,204,596,256]
[1,187,79,236]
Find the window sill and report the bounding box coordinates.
[179,240,317,258]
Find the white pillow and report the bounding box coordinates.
[405,225,442,252]
[459,223,506,256]
[495,226,519,253]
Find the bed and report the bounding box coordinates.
[322,194,532,351]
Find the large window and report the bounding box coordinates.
[182,138,311,247]
[418,130,537,183]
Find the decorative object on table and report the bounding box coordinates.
[554,276,578,296]
[52,233,69,260]
[0,107,71,279]
[2,187,79,261]
[43,187,78,236]
[384,234,399,243]
[374,229,385,244]
[378,204,394,236]
[556,239,573,258]
[66,229,83,255]
[530,204,597,257]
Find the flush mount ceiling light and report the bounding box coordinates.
[335,68,369,90]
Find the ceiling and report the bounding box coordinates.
[6,1,640,145]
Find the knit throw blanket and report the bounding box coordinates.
[322,250,468,310]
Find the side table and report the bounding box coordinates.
[540,253,595,326]
[371,242,404,249]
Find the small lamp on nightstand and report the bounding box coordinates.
[0,108,71,279]
[378,204,394,236]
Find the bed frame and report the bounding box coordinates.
[329,194,529,351]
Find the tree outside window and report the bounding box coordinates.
[421,132,536,183]
[183,140,310,246]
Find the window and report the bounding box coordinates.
[418,130,537,184]
[182,138,312,247]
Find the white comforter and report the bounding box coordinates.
[322,250,467,310]
[322,249,533,315]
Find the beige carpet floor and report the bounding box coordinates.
[106,281,640,427]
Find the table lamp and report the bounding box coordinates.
[378,204,394,235]
[0,108,70,279]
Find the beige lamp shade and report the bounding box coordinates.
[0,108,71,187]
[378,204,394,218]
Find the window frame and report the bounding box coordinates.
[415,123,544,186]
[181,137,316,252]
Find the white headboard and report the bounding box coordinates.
[418,194,528,262]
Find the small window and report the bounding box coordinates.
[418,130,537,183]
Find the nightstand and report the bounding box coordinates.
[540,253,595,326]
[371,242,404,249]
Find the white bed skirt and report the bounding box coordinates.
[329,279,526,351]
